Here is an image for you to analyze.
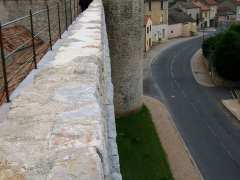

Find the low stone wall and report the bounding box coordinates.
[0,0,121,179]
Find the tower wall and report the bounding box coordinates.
[103,0,144,116]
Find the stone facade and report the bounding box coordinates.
[103,0,144,116]
[0,0,121,179]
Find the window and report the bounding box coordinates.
[171,30,174,33]
[162,29,165,38]
[161,0,163,10]
[147,27,149,34]
[149,0,152,11]
[150,25,151,31]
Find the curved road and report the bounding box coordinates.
[144,37,240,180]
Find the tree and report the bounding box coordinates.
[202,24,240,81]
[213,30,240,81]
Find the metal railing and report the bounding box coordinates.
[0,0,80,104]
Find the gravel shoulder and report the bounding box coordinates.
[143,96,203,180]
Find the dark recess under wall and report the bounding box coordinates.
[79,0,93,11]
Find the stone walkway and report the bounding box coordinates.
[143,96,203,180]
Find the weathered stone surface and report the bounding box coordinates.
[103,0,144,116]
[0,0,121,179]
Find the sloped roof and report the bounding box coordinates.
[175,1,199,9]
[169,8,195,25]
[206,0,217,5]
[233,0,240,5]
[218,0,236,16]
[192,0,209,11]
[144,15,152,25]
[1,25,43,54]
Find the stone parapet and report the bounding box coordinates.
[0,0,121,179]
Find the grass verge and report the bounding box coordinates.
[116,106,173,180]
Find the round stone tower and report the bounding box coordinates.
[103,0,144,116]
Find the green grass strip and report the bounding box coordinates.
[116,106,174,180]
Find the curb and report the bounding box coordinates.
[222,99,240,121]
[190,49,215,87]
[143,96,204,180]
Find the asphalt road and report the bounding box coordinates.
[144,37,240,180]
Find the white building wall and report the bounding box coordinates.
[145,19,153,51]
[209,5,217,20]
[168,23,183,39]
[236,6,240,21]
[152,24,168,42]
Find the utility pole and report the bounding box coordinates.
[202,25,205,42]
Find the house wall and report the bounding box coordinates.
[218,15,236,26]
[201,10,210,27]
[168,22,197,39]
[145,19,152,51]
[186,8,200,20]
[209,5,217,20]
[152,24,168,42]
[183,22,197,36]
[144,1,168,25]
[236,6,240,21]
[168,23,183,38]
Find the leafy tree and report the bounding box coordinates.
[202,24,240,81]
[213,30,240,81]
[229,24,240,33]
[202,36,219,60]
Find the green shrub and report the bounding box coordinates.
[202,25,240,81]
[213,30,240,81]
[229,24,240,33]
[202,36,218,59]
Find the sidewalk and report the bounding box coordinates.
[191,49,239,88]
[222,99,240,121]
[143,96,202,180]
[191,49,215,87]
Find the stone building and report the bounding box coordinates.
[103,0,144,116]
[145,0,169,42]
